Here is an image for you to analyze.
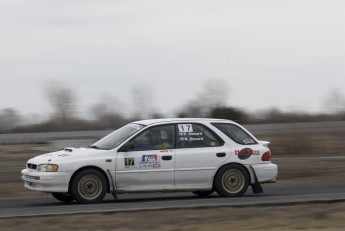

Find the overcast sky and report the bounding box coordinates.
[0,0,344,119]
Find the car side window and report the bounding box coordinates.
[129,125,175,151]
[176,123,224,149]
[212,123,258,145]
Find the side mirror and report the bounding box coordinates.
[120,142,135,152]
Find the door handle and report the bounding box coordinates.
[216,152,226,157]
[162,155,172,160]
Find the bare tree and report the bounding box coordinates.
[89,93,125,128]
[177,99,204,118]
[131,84,153,119]
[45,81,77,122]
[324,89,345,114]
[177,78,229,117]
[199,78,228,111]
[0,108,20,131]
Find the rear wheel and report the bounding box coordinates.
[71,169,107,204]
[51,192,75,203]
[214,164,249,197]
[193,190,215,197]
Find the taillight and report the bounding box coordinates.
[261,151,271,161]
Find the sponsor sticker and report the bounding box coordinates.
[129,123,144,130]
[139,154,161,168]
[243,139,255,144]
[235,148,260,160]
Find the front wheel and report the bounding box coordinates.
[51,192,75,203]
[71,169,107,204]
[214,164,249,197]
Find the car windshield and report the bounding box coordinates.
[91,123,144,150]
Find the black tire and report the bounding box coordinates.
[51,192,75,203]
[71,169,107,204]
[193,190,215,197]
[214,164,249,197]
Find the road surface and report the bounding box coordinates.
[1,180,345,218]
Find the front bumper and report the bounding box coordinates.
[249,163,278,183]
[21,168,72,193]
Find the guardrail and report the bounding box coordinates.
[0,121,344,144]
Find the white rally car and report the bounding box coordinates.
[21,118,277,203]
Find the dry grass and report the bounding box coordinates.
[2,202,345,231]
[258,132,345,156]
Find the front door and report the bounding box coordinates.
[116,124,175,191]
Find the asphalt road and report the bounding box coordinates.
[1,181,345,218]
[2,156,345,218]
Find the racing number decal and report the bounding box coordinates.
[124,158,135,167]
[178,124,193,132]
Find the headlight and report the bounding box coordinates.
[37,164,59,172]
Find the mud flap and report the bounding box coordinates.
[107,169,117,200]
[250,166,264,194]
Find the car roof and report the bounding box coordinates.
[132,118,233,126]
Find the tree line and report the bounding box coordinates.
[0,80,344,133]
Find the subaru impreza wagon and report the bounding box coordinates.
[21,118,278,203]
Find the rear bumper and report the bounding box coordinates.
[249,163,278,183]
[21,168,72,193]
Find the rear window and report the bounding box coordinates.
[212,123,257,145]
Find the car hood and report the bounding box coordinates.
[27,147,102,165]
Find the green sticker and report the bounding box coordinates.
[124,158,135,167]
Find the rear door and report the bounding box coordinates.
[174,123,230,188]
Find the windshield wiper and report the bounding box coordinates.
[89,145,102,150]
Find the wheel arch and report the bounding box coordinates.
[68,166,111,193]
[213,162,254,187]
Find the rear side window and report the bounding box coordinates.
[212,123,257,145]
[176,123,224,149]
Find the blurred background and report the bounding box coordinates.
[0,0,344,154]
[0,0,345,153]
[1,3,345,230]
